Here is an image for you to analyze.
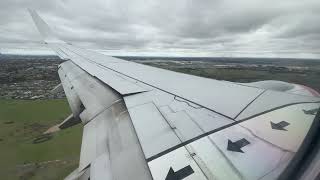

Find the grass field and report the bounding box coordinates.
[0,99,82,180]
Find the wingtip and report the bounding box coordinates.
[28,9,63,43]
[27,8,36,16]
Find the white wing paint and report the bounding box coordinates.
[29,10,320,180]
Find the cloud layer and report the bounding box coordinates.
[0,0,320,58]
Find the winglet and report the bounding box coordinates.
[28,9,63,43]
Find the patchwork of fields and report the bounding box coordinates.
[0,99,82,180]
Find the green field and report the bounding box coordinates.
[0,99,82,180]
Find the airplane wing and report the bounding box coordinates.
[29,10,320,180]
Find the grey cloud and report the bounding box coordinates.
[0,0,320,58]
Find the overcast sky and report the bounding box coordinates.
[0,0,320,58]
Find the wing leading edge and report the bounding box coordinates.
[29,10,320,180]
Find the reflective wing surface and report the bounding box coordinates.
[30,10,320,180]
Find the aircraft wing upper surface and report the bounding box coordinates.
[30,10,320,180]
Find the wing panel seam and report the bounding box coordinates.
[60,44,235,120]
[234,89,267,119]
[146,101,320,162]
